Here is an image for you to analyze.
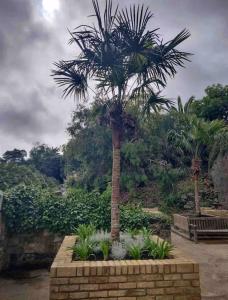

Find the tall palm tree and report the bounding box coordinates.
[168,116,226,216]
[52,0,191,240]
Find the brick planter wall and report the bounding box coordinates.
[50,236,201,300]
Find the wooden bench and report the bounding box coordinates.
[189,217,228,242]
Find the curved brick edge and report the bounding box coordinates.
[50,236,201,300]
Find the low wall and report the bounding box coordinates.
[7,231,63,268]
[50,236,201,300]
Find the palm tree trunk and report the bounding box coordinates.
[194,175,201,216]
[111,125,121,241]
[192,158,201,216]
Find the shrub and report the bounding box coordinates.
[3,185,158,234]
[120,204,151,230]
[3,184,43,233]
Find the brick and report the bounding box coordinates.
[109,290,127,297]
[70,277,89,284]
[147,288,165,295]
[119,282,137,289]
[156,296,174,300]
[125,289,146,296]
[50,292,68,299]
[164,274,181,281]
[89,276,108,284]
[109,276,127,282]
[99,283,118,290]
[156,281,173,287]
[137,296,155,300]
[80,283,99,291]
[119,298,136,300]
[69,292,89,299]
[76,267,83,276]
[89,291,108,298]
[50,267,57,277]
[59,285,79,292]
[192,280,200,287]
[182,273,199,280]
[51,278,69,285]
[193,264,199,273]
[173,280,190,287]
[176,264,193,274]
[57,267,76,277]
[137,282,155,288]
[50,285,59,292]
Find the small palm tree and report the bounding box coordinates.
[169,116,226,216]
[52,0,191,240]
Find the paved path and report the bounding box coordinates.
[172,232,228,300]
[0,269,49,300]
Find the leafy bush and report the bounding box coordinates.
[0,162,57,191]
[120,204,152,230]
[3,185,154,234]
[3,184,43,233]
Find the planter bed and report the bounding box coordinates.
[50,235,201,300]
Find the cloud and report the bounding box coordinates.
[0,0,228,155]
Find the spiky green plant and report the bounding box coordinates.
[76,224,96,241]
[71,239,94,261]
[99,239,111,260]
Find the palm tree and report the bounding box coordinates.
[172,96,195,114]
[168,116,226,216]
[52,0,191,240]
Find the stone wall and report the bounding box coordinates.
[6,231,63,268]
[50,236,201,300]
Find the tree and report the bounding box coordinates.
[168,116,226,215]
[29,144,63,182]
[192,84,228,122]
[52,0,191,240]
[2,149,27,163]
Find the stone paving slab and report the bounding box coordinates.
[172,232,228,300]
[0,269,49,300]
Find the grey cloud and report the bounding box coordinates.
[0,0,228,155]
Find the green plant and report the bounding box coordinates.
[141,227,153,238]
[76,224,96,241]
[71,239,94,261]
[146,238,173,259]
[99,240,111,261]
[120,205,151,230]
[127,243,143,260]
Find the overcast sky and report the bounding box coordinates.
[0,0,228,155]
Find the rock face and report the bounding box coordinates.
[211,154,228,208]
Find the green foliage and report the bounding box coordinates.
[192,84,228,122]
[120,205,152,230]
[76,224,96,241]
[3,185,156,234]
[71,239,94,261]
[127,243,143,259]
[3,184,43,233]
[29,144,63,182]
[0,162,56,191]
[145,238,173,259]
[2,149,27,163]
[99,240,111,260]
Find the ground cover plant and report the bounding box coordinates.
[71,224,173,261]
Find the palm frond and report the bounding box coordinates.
[52,61,88,99]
